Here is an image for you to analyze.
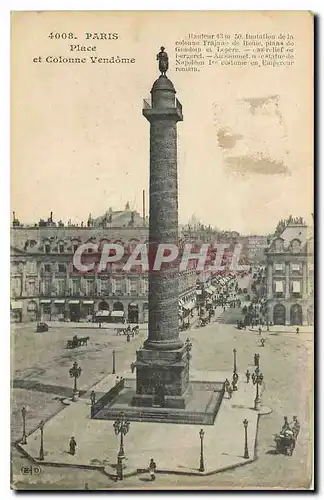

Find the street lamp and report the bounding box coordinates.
[112,349,116,374]
[253,372,264,410]
[39,420,44,461]
[199,428,205,472]
[69,361,82,402]
[21,406,27,445]
[243,419,249,459]
[113,412,130,459]
[233,348,237,374]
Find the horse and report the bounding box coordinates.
[131,325,139,335]
[78,336,90,346]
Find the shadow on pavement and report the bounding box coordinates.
[13,379,87,398]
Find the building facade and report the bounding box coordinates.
[11,210,203,324]
[265,217,313,326]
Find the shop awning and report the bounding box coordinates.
[54,300,65,304]
[69,300,80,305]
[96,310,110,317]
[40,300,51,304]
[83,300,94,305]
[129,303,138,308]
[11,301,23,309]
[111,310,125,318]
[292,281,301,293]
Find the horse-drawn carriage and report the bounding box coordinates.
[274,430,296,456]
[116,325,139,336]
[66,335,90,349]
[36,322,48,332]
[197,316,209,327]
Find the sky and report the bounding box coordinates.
[11,11,313,234]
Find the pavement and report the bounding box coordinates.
[11,273,313,489]
[18,369,263,478]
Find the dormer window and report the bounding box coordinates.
[274,238,284,252]
[291,239,301,253]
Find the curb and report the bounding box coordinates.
[15,445,258,480]
[136,457,257,477]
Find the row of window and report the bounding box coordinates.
[41,278,149,296]
[272,279,304,298]
[273,262,304,272]
[43,241,143,254]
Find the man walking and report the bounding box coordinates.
[292,416,300,439]
[149,458,157,481]
[69,436,77,456]
[245,369,251,383]
[90,390,96,406]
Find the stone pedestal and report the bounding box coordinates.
[132,346,189,409]
[72,390,79,402]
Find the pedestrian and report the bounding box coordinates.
[227,385,233,399]
[282,416,291,432]
[260,338,265,347]
[224,378,230,391]
[245,369,251,383]
[69,436,77,455]
[115,376,120,385]
[149,458,157,481]
[296,327,300,334]
[90,390,96,405]
[258,326,262,335]
[99,322,102,329]
[252,372,256,385]
[254,353,258,366]
[126,333,130,342]
[292,416,300,439]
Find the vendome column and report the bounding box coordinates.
[132,52,189,409]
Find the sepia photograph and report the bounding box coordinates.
[10,10,314,490]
